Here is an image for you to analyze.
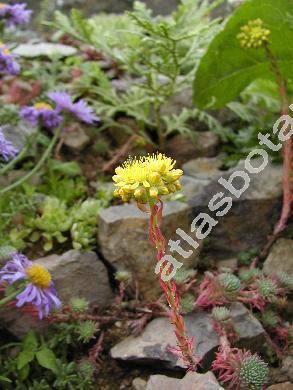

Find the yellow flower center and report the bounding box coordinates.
[34,102,53,111]
[26,264,52,289]
[0,3,7,9]
[0,41,10,55]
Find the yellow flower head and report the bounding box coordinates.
[0,4,8,9]
[34,102,53,111]
[237,19,270,49]
[0,41,10,55]
[113,153,183,203]
[26,264,52,289]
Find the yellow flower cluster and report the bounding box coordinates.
[0,41,10,55]
[113,153,183,203]
[237,19,270,49]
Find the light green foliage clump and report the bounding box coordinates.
[259,279,276,300]
[261,309,279,328]
[239,354,269,390]
[76,320,98,343]
[52,0,224,147]
[69,297,89,313]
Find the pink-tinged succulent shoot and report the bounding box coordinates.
[0,252,61,319]
[195,272,241,308]
[0,127,19,161]
[0,3,32,27]
[212,346,268,389]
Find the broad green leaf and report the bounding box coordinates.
[36,348,58,374]
[22,330,38,352]
[193,0,293,108]
[17,350,35,370]
[49,160,82,177]
[0,375,12,383]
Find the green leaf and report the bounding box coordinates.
[23,330,38,352]
[49,160,82,177]
[36,348,58,374]
[193,0,293,108]
[0,375,12,383]
[17,350,35,370]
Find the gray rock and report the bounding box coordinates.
[111,302,265,370]
[13,43,77,58]
[180,176,210,202]
[183,157,222,181]
[146,371,223,390]
[98,201,201,300]
[63,123,90,152]
[267,383,293,390]
[166,133,220,164]
[132,377,148,390]
[0,250,113,338]
[263,239,293,278]
[189,159,283,259]
[37,250,113,307]
[2,121,37,151]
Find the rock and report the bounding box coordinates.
[189,159,283,259]
[146,371,223,390]
[161,88,193,117]
[13,42,77,58]
[63,123,90,152]
[267,383,293,390]
[37,250,113,307]
[98,201,201,300]
[180,176,210,202]
[166,133,220,165]
[132,377,148,390]
[216,258,238,272]
[0,250,113,338]
[111,302,265,370]
[280,357,293,383]
[263,239,293,278]
[2,121,37,151]
[183,158,222,181]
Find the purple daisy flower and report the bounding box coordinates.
[0,3,32,27]
[20,102,63,129]
[0,42,20,75]
[0,127,19,161]
[0,252,61,319]
[48,91,99,124]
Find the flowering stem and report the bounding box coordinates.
[0,126,62,195]
[0,289,22,307]
[148,201,199,371]
[265,44,292,235]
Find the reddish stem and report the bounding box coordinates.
[149,201,200,371]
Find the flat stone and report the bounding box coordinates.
[13,43,77,58]
[2,121,37,151]
[189,160,283,259]
[183,158,222,180]
[111,302,265,370]
[180,176,210,202]
[267,383,293,390]
[146,371,223,390]
[132,377,147,390]
[63,123,90,152]
[98,201,201,300]
[0,250,113,338]
[263,239,293,278]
